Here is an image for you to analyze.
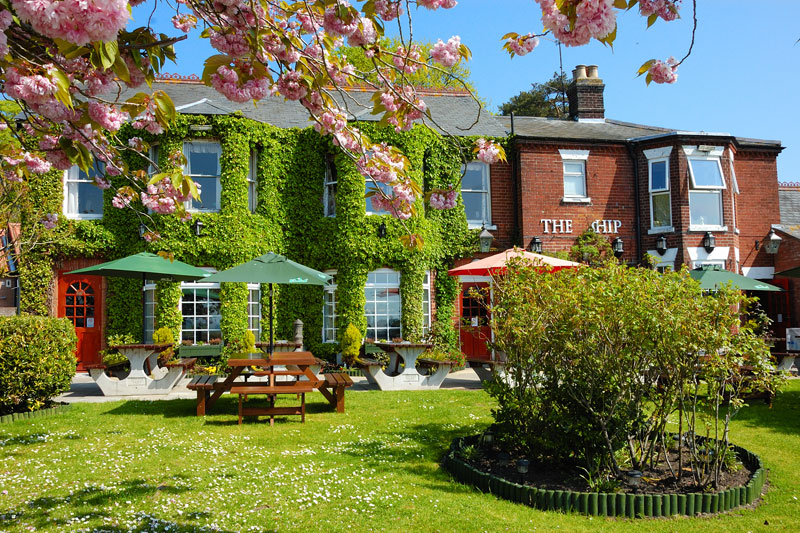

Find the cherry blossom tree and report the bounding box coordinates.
[0,0,690,247]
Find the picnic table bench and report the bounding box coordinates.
[187,352,354,421]
[88,344,195,396]
[466,357,506,383]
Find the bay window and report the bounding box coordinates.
[644,146,673,231]
[685,146,725,229]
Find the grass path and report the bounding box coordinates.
[1,382,799,532]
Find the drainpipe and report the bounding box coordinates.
[627,142,642,265]
[509,113,521,247]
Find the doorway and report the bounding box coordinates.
[57,274,102,370]
[459,283,491,361]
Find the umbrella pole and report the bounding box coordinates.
[141,273,146,344]
[269,282,274,355]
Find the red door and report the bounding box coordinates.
[757,278,790,351]
[459,283,492,361]
[57,274,102,370]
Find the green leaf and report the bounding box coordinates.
[202,55,233,83]
[50,68,73,109]
[647,13,658,28]
[637,60,655,76]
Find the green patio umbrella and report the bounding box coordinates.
[689,265,784,292]
[202,252,332,353]
[66,252,210,342]
[775,266,800,278]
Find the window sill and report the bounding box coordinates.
[63,214,103,221]
[688,225,728,232]
[647,226,675,235]
[561,197,591,204]
[468,223,497,230]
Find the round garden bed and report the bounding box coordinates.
[442,434,766,517]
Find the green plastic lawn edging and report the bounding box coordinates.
[0,403,72,424]
[442,435,766,518]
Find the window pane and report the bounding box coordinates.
[461,163,486,190]
[689,191,722,226]
[563,162,584,175]
[652,192,671,228]
[365,182,393,214]
[188,149,219,176]
[689,159,723,188]
[77,182,103,214]
[650,160,667,191]
[564,175,586,197]
[193,177,219,211]
[462,192,485,222]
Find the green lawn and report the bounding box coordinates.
[1,382,799,532]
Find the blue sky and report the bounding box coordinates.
[133,1,800,182]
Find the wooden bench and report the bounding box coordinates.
[165,357,197,371]
[187,375,220,416]
[318,372,354,413]
[231,382,317,425]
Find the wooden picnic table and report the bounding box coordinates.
[187,351,353,422]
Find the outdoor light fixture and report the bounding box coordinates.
[138,224,146,239]
[497,452,511,467]
[764,229,782,254]
[656,235,668,256]
[528,236,543,253]
[478,225,494,253]
[481,429,494,448]
[625,470,642,491]
[193,219,205,237]
[516,459,530,475]
[377,221,387,239]
[703,231,716,253]
[612,237,624,258]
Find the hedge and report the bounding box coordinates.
[0,316,77,414]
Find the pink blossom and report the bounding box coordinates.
[122,54,146,88]
[24,153,51,174]
[323,2,359,37]
[209,29,250,57]
[44,149,72,170]
[128,137,146,151]
[431,36,462,68]
[648,57,678,84]
[474,138,502,165]
[417,0,458,10]
[277,70,308,101]
[537,0,615,47]
[506,34,539,57]
[88,102,129,132]
[347,18,378,47]
[296,10,322,33]
[41,213,58,230]
[4,170,23,183]
[357,143,406,184]
[143,231,161,243]
[210,64,273,103]
[373,0,404,21]
[112,189,135,208]
[392,45,423,74]
[313,108,348,136]
[429,188,458,210]
[140,178,191,215]
[639,0,681,21]
[11,0,130,46]
[171,13,197,33]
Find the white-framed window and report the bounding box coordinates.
[148,144,160,176]
[143,282,156,343]
[365,181,394,215]
[248,286,261,339]
[644,147,673,231]
[247,150,258,213]
[365,269,402,341]
[684,146,725,229]
[322,271,338,343]
[461,161,491,227]
[63,162,104,219]
[323,155,337,217]
[559,149,590,202]
[184,141,221,212]
[692,260,726,270]
[180,281,222,344]
[422,271,432,335]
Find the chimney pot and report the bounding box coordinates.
[573,64,587,80]
[567,64,605,120]
[587,65,599,79]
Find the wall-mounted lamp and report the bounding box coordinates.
[528,236,543,254]
[138,224,146,239]
[478,226,494,253]
[764,229,782,254]
[656,235,668,256]
[612,237,624,258]
[193,219,205,237]
[703,231,715,253]
[377,221,387,239]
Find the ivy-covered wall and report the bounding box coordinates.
[21,111,502,357]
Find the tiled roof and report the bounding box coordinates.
[779,188,800,239]
[496,115,782,148]
[123,80,507,137]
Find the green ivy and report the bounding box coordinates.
[19,111,506,357]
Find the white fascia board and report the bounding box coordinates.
[559,149,590,160]
[643,146,673,160]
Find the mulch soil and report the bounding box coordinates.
[465,446,753,495]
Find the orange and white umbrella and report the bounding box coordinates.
[448,248,581,277]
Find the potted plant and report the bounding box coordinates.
[178,337,224,357]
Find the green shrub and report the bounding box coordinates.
[314,341,340,363]
[152,326,177,363]
[100,333,137,366]
[0,316,77,414]
[341,323,361,366]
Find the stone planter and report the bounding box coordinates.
[178,344,223,357]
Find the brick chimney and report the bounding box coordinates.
[567,64,605,120]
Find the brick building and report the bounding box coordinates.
[454,65,788,358]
